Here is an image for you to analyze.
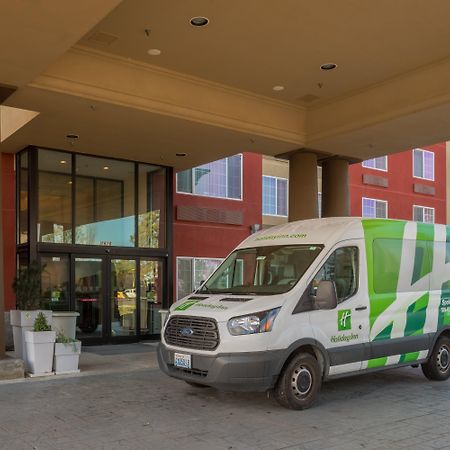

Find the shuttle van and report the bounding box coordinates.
[158,218,450,409]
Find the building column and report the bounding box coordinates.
[0,154,5,358]
[288,152,318,221]
[321,158,350,217]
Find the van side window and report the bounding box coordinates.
[310,247,358,303]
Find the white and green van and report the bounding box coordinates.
[158,218,450,409]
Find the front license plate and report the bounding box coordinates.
[174,352,191,369]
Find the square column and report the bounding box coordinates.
[0,154,5,358]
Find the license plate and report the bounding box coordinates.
[174,352,191,369]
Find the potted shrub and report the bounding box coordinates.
[11,262,52,361]
[24,312,56,376]
[53,331,81,375]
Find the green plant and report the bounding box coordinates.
[12,262,45,310]
[56,330,78,352]
[33,312,51,332]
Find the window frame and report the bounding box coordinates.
[262,175,289,217]
[413,204,435,224]
[176,256,224,300]
[176,154,243,201]
[413,148,435,181]
[361,197,388,219]
[362,156,388,172]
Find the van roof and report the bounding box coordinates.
[238,217,441,249]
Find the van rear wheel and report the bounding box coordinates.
[422,336,450,381]
[274,352,321,410]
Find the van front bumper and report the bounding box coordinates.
[157,343,283,392]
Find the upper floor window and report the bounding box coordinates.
[362,156,387,171]
[413,205,435,224]
[262,176,288,216]
[362,197,387,218]
[176,154,242,200]
[413,149,434,181]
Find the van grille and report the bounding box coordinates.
[164,316,219,351]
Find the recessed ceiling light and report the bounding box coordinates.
[147,48,161,56]
[176,153,187,157]
[272,85,285,92]
[66,133,79,140]
[190,16,209,27]
[60,160,67,164]
[320,63,337,71]
[103,166,110,170]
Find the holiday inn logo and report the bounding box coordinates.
[338,309,352,331]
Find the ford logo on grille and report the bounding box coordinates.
[180,327,194,337]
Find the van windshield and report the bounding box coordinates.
[197,244,323,295]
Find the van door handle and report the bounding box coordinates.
[355,306,367,311]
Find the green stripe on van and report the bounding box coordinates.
[404,293,429,336]
[411,223,434,284]
[367,357,388,369]
[399,352,420,363]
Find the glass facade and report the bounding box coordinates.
[176,154,242,200]
[16,147,171,343]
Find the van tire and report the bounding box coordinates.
[273,352,321,410]
[421,336,450,381]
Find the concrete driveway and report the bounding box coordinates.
[1,343,449,450]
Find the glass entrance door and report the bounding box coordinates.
[110,259,137,337]
[75,257,104,339]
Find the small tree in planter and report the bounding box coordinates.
[53,331,81,375]
[24,312,56,376]
[10,262,52,361]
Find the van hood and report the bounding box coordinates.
[169,293,284,322]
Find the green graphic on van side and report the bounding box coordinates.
[338,309,351,331]
[175,300,200,311]
[362,219,450,348]
[399,351,420,364]
[367,356,388,369]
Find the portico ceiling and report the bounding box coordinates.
[2,0,450,169]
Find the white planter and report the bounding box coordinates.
[24,330,56,376]
[53,341,81,374]
[10,310,52,360]
[52,311,80,340]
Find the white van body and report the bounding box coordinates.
[158,218,450,408]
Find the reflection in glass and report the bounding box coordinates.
[138,165,166,248]
[19,152,28,244]
[40,255,70,311]
[75,155,135,246]
[38,149,72,243]
[75,258,103,338]
[140,260,163,334]
[111,259,136,336]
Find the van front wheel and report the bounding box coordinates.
[274,352,321,410]
[422,336,450,381]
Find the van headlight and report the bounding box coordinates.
[227,308,281,336]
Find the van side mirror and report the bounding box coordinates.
[314,280,338,310]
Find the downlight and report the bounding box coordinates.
[190,16,209,27]
[320,63,337,71]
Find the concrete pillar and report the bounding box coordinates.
[0,154,5,358]
[288,152,318,221]
[321,158,350,217]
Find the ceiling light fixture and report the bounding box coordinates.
[176,153,187,157]
[272,85,285,92]
[147,48,161,56]
[190,16,209,27]
[66,133,79,146]
[320,63,337,71]
[60,160,67,165]
[103,166,110,170]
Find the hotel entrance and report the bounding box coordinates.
[17,147,172,344]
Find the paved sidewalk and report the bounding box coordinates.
[1,344,450,450]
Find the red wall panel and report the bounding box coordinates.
[350,143,446,224]
[172,152,262,300]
